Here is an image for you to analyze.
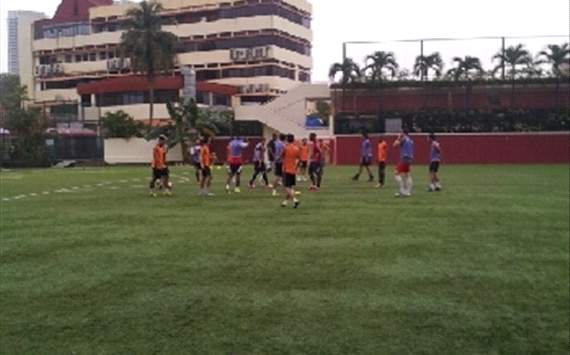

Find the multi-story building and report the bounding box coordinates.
[7,11,47,98]
[30,0,313,130]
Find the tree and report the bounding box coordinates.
[492,44,532,107]
[413,52,444,81]
[492,44,532,80]
[540,43,570,78]
[329,58,362,114]
[447,56,484,110]
[101,110,145,138]
[328,58,362,84]
[539,43,570,111]
[120,1,178,130]
[0,74,27,110]
[447,56,484,81]
[148,99,233,162]
[364,51,399,82]
[4,106,48,164]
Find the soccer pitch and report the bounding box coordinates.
[1,165,568,354]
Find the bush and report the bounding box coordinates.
[334,108,569,134]
[101,111,145,138]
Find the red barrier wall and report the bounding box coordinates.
[334,133,570,165]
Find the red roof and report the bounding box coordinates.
[51,0,113,24]
[77,75,239,96]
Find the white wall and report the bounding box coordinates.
[100,104,170,121]
[105,138,183,164]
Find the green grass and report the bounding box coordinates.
[1,165,568,354]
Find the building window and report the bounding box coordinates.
[96,90,179,107]
[213,94,230,106]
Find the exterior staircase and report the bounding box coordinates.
[235,83,330,137]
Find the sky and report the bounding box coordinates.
[1,0,569,81]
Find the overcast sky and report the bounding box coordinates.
[1,0,568,81]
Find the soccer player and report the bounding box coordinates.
[282,133,301,208]
[376,137,388,188]
[393,129,414,197]
[199,137,214,196]
[189,138,202,183]
[249,137,269,188]
[428,133,443,192]
[226,137,249,193]
[149,135,172,197]
[297,138,309,181]
[266,133,278,173]
[270,134,286,196]
[352,132,374,182]
[308,133,324,191]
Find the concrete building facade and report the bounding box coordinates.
[7,11,47,98]
[29,0,314,130]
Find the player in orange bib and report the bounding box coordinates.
[376,137,388,188]
[281,134,301,208]
[199,137,214,197]
[297,138,310,182]
[149,135,172,197]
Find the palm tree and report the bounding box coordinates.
[493,44,532,80]
[539,43,570,78]
[492,44,532,107]
[447,56,484,81]
[120,1,178,130]
[364,51,399,82]
[328,58,362,84]
[149,99,232,162]
[447,56,484,110]
[329,58,362,113]
[414,52,443,81]
[539,43,570,110]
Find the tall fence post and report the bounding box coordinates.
[501,37,506,80]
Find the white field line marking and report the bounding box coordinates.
[2,177,151,203]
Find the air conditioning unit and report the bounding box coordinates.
[35,64,50,77]
[107,58,120,71]
[52,63,64,74]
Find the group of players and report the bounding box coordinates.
[149,129,443,206]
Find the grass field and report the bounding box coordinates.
[1,165,569,354]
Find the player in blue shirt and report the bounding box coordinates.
[428,133,443,192]
[189,138,201,183]
[352,132,374,182]
[226,137,249,193]
[394,129,414,197]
